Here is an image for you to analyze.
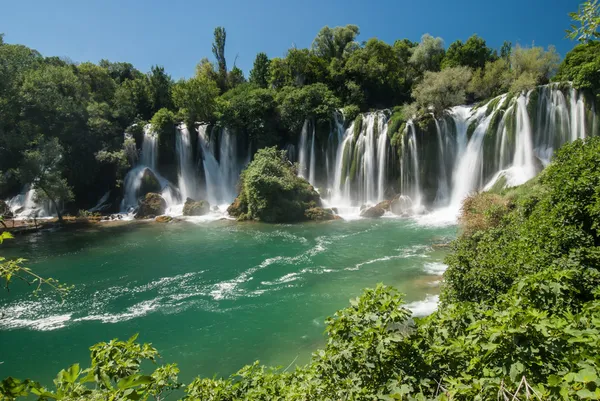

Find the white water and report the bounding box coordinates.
[100,84,597,221]
[176,124,199,201]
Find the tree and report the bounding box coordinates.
[311,25,360,60]
[409,33,445,73]
[554,41,600,103]
[500,40,512,60]
[249,52,271,88]
[567,0,600,42]
[212,27,228,91]
[344,38,405,108]
[412,66,473,113]
[228,65,245,88]
[17,138,74,222]
[147,65,173,114]
[509,44,560,92]
[172,75,220,125]
[442,34,495,70]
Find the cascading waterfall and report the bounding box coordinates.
[327,112,391,207]
[101,83,598,220]
[176,124,199,201]
[140,125,158,170]
[197,126,248,206]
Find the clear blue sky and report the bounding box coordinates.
[0,0,583,79]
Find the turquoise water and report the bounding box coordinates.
[0,218,455,385]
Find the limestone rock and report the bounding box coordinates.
[360,205,385,218]
[155,215,173,223]
[305,207,340,221]
[390,195,413,216]
[182,198,210,216]
[135,193,166,219]
[139,168,161,197]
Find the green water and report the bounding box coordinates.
[0,218,454,385]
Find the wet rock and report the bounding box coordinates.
[139,168,161,197]
[155,215,173,223]
[360,205,385,218]
[183,198,210,216]
[375,200,391,211]
[390,195,413,216]
[135,193,166,219]
[305,207,341,221]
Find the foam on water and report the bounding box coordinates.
[406,295,440,317]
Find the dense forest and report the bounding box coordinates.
[1,12,598,213]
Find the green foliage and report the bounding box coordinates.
[0,228,70,298]
[18,138,74,221]
[566,0,600,42]
[172,74,220,126]
[227,147,321,223]
[248,52,271,88]
[442,34,496,70]
[468,58,512,99]
[275,83,340,134]
[311,24,360,60]
[409,33,445,73]
[413,66,473,113]
[509,44,560,92]
[216,84,279,147]
[212,27,228,91]
[554,41,600,104]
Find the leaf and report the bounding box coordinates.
[117,374,153,390]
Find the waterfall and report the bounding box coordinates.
[107,83,597,220]
[197,126,247,206]
[376,117,388,202]
[176,124,199,201]
[140,125,158,170]
[309,124,316,186]
[298,120,310,181]
[406,122,423,209]
[6,186,55,218]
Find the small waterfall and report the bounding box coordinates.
[176,124,199,201]
[433,118,449,205]
[406,122,422,209]
[448,107,489,210]
[309,124,316,186]
[140,125,158,170]
[376,117,388,202]
[298,120,310,181]
[197,126,247,206]
[6,186,55,218]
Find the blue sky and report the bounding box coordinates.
[0,0,583,79]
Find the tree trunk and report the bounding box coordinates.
[39,186,63,223]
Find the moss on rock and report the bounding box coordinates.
[135,193,166,219]
[227,147,321,223]
[182,198,210,216]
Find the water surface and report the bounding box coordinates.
[0,218,454,384]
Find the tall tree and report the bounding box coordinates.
[500,41,512,60]
[148,65,173,114]
[228,65,246,88]
[249,52,271,88]
[311,25,360,60]
[409,33,445,73]
[18,138,74,222]
[212,27,228,90]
